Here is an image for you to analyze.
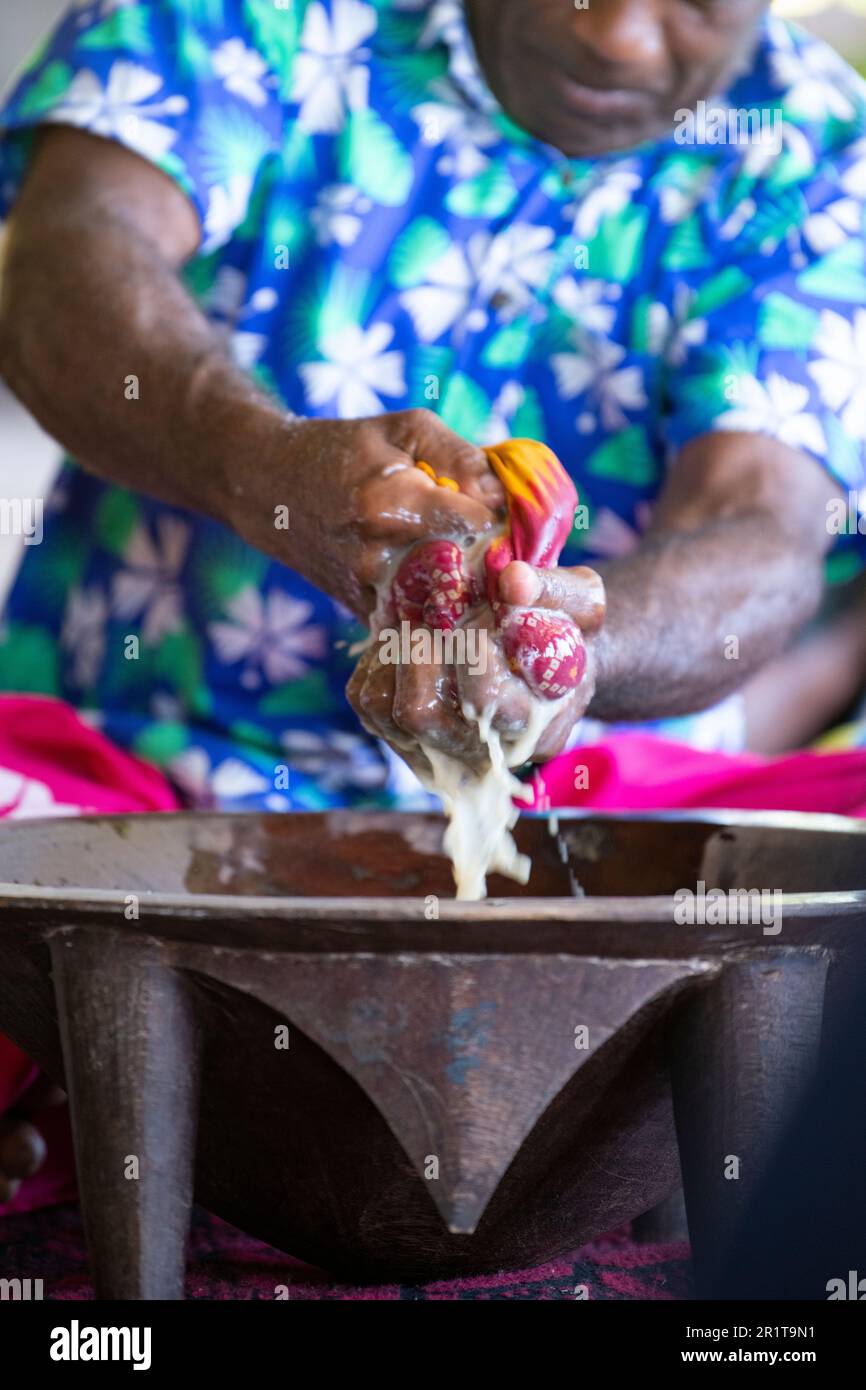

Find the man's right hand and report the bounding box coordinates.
[0,131,504,628]
[230,408,505,620]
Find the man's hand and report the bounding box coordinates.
[0,130,842,773]
[231,409,503,620]
[492,559,606,759]
[0,130,505,624]
[585,430,843,723]
[348,427,841,768]
[347,560,606,766]
[0,131,506,617]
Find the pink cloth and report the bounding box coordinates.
[527,733,866,817]
[0,695,180,1215]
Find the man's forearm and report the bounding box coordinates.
[0,130,503,627]
[0,202,293,530]
[589,512,825,722]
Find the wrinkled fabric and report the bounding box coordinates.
[529,732,866,818]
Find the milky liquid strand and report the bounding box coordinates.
[418,698,560,901]
[365,533,565,900]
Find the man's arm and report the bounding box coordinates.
[594,430,841,719]
[2,128,840,750]
[348,431,840,762]
[0,125,254,520]
[0,127,501,617]
[498,429,842,731]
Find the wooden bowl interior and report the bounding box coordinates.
[0,809,863,902]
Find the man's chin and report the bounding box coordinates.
[527,111,673,159]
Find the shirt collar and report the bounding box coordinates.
[420,0,503,115]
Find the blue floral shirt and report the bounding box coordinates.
[1,0,866,807]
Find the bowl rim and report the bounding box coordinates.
[0,806,863,921]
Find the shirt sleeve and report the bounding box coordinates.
[659,131,866,575]
[0,0,289,255]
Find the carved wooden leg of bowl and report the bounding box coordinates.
[668,951,829,1296]
[50,931,200,1300]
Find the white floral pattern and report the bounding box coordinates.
[280,728,389,793]
[713,372,827,455]
[553,277,618,338]
[208,586,328,688]
[203,172,254,253]
[212,38,272,109]
[552,336,648,432]
[61,585,108,688]
[571,165,642,242]
[291,0,378,134]
[51,62,188,161]
[111,516,190,646]
[299,321,406,416]
[310,183,372,247]
[808,309,866,442]
[770,24,859,124]
[168,746,273,808]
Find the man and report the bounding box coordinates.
[1,0,865,796]
[0,0,865,1197]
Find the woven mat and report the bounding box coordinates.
[0,1203,691,1300]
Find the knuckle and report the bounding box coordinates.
[492,690,532,736]
[394,406,437,445]
[357,680,379,720]
[577,565,606,596]
[353,419,389,460]
[362,674,393,722]
[393,685,463,747]
[392,691,433,738]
